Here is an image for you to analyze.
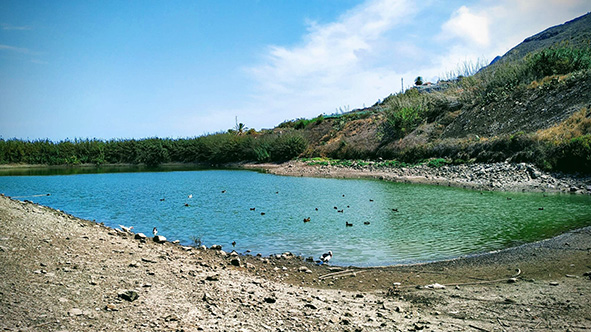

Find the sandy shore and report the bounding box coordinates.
[1,191,591,331]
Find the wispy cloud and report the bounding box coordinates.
[2,23,32,31]
[246,0,419,123]
[0,44,30,53]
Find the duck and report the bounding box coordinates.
[250,207,256,211]
[159,198,165,201]
[152,227,158,236]
[221,190,226,194]
[319,251,333,263]
[364,221,370,225]
[303,217,311,223]
[392,208,398,212]
[232,241,236,247]
[315,208,319,211]
[260,212,266,216]
[345,222,353,227]
[188,194,193,199]
[184,203,190,207]
[369,199,374,202]
[337,209,344,213]
[538,207,544,210]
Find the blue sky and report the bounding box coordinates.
[1,0,589,141]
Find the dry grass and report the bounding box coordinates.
[535,107,591,144]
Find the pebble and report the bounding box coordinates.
[68,308,83,316]
[118,290,139,302]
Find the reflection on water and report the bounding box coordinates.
[0,168,590,266]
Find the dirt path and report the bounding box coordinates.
[1,194,590,331]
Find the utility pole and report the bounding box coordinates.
[401,77,404,93]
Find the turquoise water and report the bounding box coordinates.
[1,168,590,266]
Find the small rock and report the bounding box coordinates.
[134,233,147,240]
[210,244,222,250]
[425,283,446,289]
[69,308,84,316]
[549,281,559,286]
[129,261,140,268]
[205,274,219,281]
[118,290,139,302]
[264,297,277,304]
[153,235,167,243]
[298,266,312,273]
[171,240,180,244]
[230,258,241,267]
[105,303,118,311]
[304,303,317,310]
[164,314,180,322]
[507,278,518,283]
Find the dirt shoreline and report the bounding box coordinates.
[1,162,591,331]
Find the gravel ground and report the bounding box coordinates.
[1,193,590,332]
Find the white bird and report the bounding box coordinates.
[188,194,193,199]
[152,227,158,236]
[119,225,134,233]
[320,251,333,264]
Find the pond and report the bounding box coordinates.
[1,167,590,266]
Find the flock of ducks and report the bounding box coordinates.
[134,189,549,267]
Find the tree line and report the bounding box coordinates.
[0,130,308,166]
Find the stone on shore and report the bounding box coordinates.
[153,235,167,243]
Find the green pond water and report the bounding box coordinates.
[0,167,589,266]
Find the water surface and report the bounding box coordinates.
[1,168,590,266]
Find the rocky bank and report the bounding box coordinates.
[252,161,591,195]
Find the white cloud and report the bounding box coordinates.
[246,0,419,121]
[439,6,490,47]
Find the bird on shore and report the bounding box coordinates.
[119,225,134,233]
[152,227,158,236]
[320,251,333,264]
